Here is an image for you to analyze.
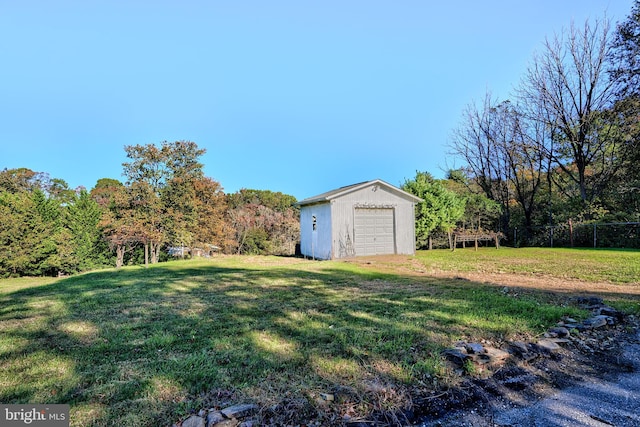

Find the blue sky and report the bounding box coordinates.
[1,0,633,200]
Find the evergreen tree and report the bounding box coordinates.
[67,189,107,270]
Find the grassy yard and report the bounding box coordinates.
[416,247,640,284]
[0,249,638,426]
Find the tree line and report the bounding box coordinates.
[442,4,640,246]
[0,141,299,277]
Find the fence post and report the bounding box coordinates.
[593,223,597,248]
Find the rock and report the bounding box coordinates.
[485,347,510,362]
[442,349,471,366]
[473,353,492,364]
[465,343,485,354]
[319,393,334,401]
[508,341,538,361]
[182,415,206,427]
[574,296,604,306]
[598,306,621,317]
[221,404,258,420]
[508,341,530,356]
[207,411,225,425]
[583,315,610,329]
[548,327,570,337]
[213,420,239,427]
[537,339,561,353]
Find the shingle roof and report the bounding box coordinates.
[296,179,422,206]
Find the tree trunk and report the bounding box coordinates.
[150,242,160,263]
[144,243,149,268]
[116,245,125,268]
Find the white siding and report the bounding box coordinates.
[299,180,419,260]
[300,203,332,259]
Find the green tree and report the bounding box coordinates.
[162,176,197,254]
[191,176,231,253]
[47,178,75,205]
[607,1,640,216]
[67,189,107,270]
[610,0,640,98]
[0,168,47,193]
[0,189,67,276]
[91,178,124,205]
[443,170,503,238]
[122,141,206,265]
[31,189,66,275]
[402,172,465,250]
[96,182,140,268]
[0,191,42,276]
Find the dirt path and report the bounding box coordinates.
[350,254,640,299]
[431,270,640,299]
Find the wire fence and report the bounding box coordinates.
[519,221,640,249]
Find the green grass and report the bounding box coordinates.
[0,250,637,426]
[416,247,640,284]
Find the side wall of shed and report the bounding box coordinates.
[300,203,333,260]
[394,200,417,255]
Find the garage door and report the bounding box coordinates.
[354,208,395,256]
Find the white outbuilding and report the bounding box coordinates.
[297,179,422,260]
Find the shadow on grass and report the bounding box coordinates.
[0,257,637,426]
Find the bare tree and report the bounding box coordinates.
[450,92,549,237]
[451,93,512,212]
[517,19,623,205]
[501,102,550,237]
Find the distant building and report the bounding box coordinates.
[297,179,422,260]
[167,244,220,258]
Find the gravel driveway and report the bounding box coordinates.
[492,330,640,427]
[421,327,640,427]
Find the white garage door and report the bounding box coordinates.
[354,208,395,256]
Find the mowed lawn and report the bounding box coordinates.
[416,247,640,284]
[1,248,638,426]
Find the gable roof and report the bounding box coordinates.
[297,179,423,206]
